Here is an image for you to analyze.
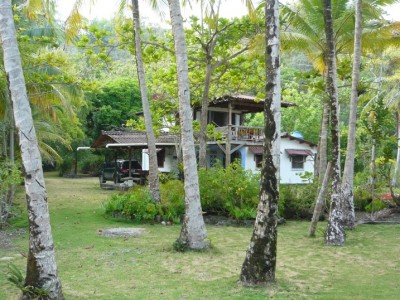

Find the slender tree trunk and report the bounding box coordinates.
[392,112,400,186]
[309,162,332,237]
[240,0,280,285]
[131,0,160,202]
[369,138,377,190]
[342,0,362,229]
[168,0,208,250]
[323,0,345,246]
[199,62,213,168]
[318,103,329,183]
[5,79,15,208]
[0,1,64,298]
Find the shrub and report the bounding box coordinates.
[365,199,388,213]
[280,183,318,219]
[198,161,260,220]
[353,172,374,211]
[104,187,160,222]
[79,153,104,176]
[160,180,185,223]
[104,162,321,223]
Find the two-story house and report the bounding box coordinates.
[91,94,317,184]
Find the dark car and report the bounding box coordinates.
[99,160,148,185]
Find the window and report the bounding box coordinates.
[209,151,217,167]
[254,154,263,168]
[291,155,305,170]
[157,149,165,167]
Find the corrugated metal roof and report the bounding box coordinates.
[211,94,296,110]
[91,130,179,148]
[281,132,317,147]
[249,146,264,154]
[285,149,314,156]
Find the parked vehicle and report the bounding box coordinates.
[99,160,148,185]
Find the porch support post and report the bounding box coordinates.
[128,146,132,177]
[226,102,232,167]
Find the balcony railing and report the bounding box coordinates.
[214,125,264,142]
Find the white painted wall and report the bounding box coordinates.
[141,147,177,173]
[141,139,316,184]
[279,138,316,184]
[240,138,316,184]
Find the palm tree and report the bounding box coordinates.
[281,0,398,182]
[240,0,280,284]
[323,0,345,246]
[167,0,209,250]
[131,0,161,202]
[341,0,362,230]
[0,0,64,298]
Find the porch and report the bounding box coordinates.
[214,125,264,142]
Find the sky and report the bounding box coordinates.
[55,1,253,26]
[56,0,400,24]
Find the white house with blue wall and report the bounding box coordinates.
[93,95,317,184]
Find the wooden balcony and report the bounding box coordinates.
[214,125,264,142]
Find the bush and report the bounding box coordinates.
[353,172,373,211]
[365,199,388,213]
[160,180,185,223]
[198,161,260,220]
[79,153,104,176]
[104,187,160,222]
[104,162,321,223]
[280,183,318,219]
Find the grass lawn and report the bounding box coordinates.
[1,173,399,299]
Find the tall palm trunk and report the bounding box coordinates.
[369,137,377,189]
[240,0,280,285]
[167,0,208,250]
[323,0,345,246]
[342,0,362,229]
[0,1,64,298]
[318,103,329,182]
[131,0,160,202]
[392,112,400,186]
[0,81,15,224]
[5,82,15,212]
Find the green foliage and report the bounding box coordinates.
[365,199,388,213]
[104,188,160,222]
[6,263,49,298]
[198,161,260,220]
[172,239,188,252]
[0,162,21,195]
[160,180,185,223]
[280,183,319,219]
[85,78,142,139]
[78,153,104,176]
[57,155,74,176]
[104,180,184,223]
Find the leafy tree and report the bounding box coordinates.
[280,0,399,182]
[85,78,142,139]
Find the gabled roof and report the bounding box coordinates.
[281,132,317,148]
[210,94,296,113]
[91,130,179,148]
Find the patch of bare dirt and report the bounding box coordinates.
[97,227,146,238]
[0,228,26,250]
[356,208,400,224]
